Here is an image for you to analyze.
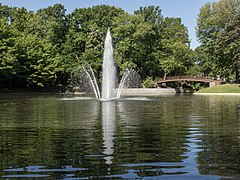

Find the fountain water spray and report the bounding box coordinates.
[101,28,116,100]
[82,65,101,99]
[67,28,140,100]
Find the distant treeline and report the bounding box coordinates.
[0,0,239,89]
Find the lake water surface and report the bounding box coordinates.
[0,94,240,179]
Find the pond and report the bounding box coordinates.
[0,94,240,179]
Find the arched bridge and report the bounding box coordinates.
[155,76,221,87]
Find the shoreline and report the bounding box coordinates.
[120,88,177,96]
[2,88,240,96]
[0,88,178,96]
[194,92,240,96]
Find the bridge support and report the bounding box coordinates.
[209,81,221,87]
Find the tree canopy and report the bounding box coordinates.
[0,3,193,89]
[196,0,240,82]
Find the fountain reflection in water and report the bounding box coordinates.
[67,28,140,100]
[102,101,116,164]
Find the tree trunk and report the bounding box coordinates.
[163,73,167,80]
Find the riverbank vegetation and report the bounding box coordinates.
[0,0,239,91]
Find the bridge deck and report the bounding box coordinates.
[155,76,221,84]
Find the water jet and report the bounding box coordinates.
[67,28,140,100]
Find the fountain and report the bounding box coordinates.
[67,28,140,100]
[101,28,116,100]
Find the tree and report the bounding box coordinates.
[35,4,68,86]
[188,46,212,77]
[36,4,68,49]
[112,13,146,76]
[134,6,163,79]
[218,7,240,82]
[196,0,240,82]
[159,17,192,79]
[9,6,65,87]
[113,6,165,79]
[64,5,124,80]
[0,16,17,88]
[0,3,193,89]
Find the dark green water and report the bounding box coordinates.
[0,94,240,179]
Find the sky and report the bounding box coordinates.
[1,0,218,49]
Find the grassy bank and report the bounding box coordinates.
[196,84,240,93]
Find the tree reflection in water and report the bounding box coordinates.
[0,95,240,179]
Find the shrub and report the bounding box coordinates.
[143,76,155,88]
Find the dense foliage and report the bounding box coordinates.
[196,0,240,82]
[0,3,193,89]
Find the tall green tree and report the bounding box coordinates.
[36,4,68,49]
[159,17,192,79]
[197,0,240,82]
[9,6,66,87]
[134,6,164,78]
[113,6,192,80]
[113,6,165,79]
[64,5,124,80]
[113,12,149,76]
[0,16,16,87]
[218,5,240,82]
[0,4,17,88]
[188,46,212,77]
